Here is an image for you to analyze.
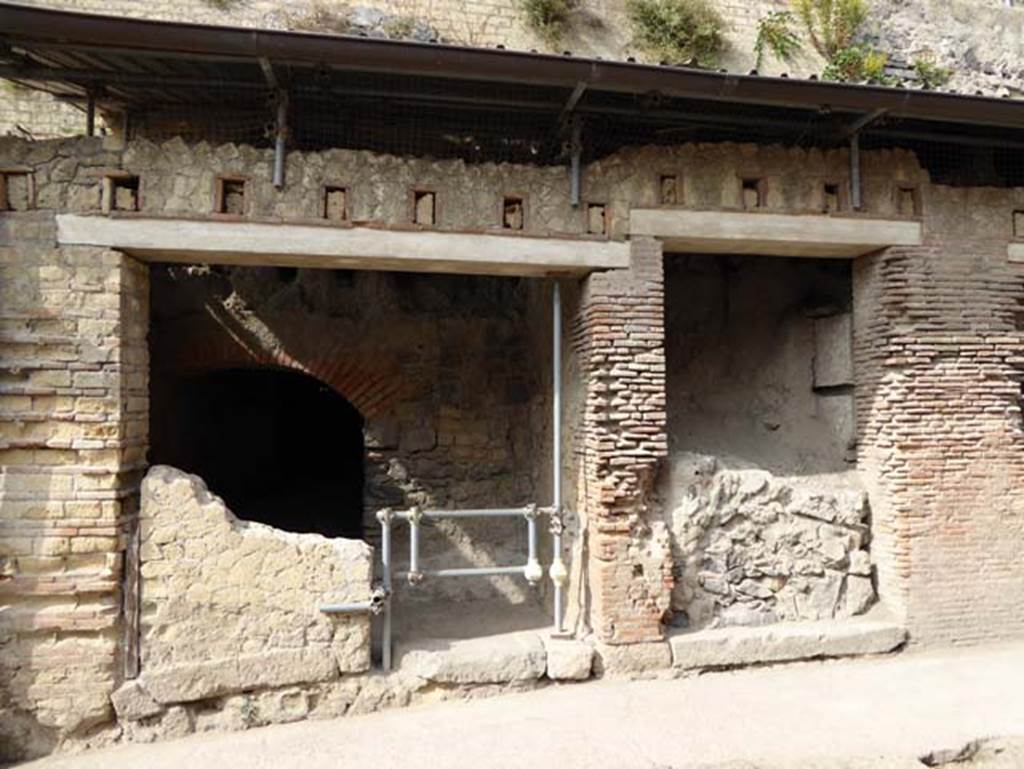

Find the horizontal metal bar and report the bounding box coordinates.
[319,601,378,614]
[397,566,526,578]
[392,507,532,519]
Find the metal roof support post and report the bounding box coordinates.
[273,89,288,190]
[570,117,582,208]
[850,131,861,211]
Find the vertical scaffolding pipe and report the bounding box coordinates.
[550,281,567,633]
[376,508,393,672]
[272,90,288,190]
[407,505,422,584]
[850,132,862,211]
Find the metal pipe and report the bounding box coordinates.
[550,280,567,634]
[377,508,393,672]
[850,132,862,211]
[524,504,542,585]
[392,507,529,519]
[569,118,582,208]
[398,566,526,579]
[273,90,288,190]
[319,600,379,614]
[407,505,423,584]
[320,587,387,615]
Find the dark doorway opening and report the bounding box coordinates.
[150,367,365,539]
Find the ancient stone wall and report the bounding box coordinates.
[853,184,1024,645]
[148,261,552,608]
[660,253,874,630]
[0,138,149,760]
[108,466,372,726]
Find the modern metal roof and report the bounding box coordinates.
[1,2,1023,181]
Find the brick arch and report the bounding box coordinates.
[152,316,412,418]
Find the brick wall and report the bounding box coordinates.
[0,213,148,759]
[574,237,671,644]
[853,188,1024,645]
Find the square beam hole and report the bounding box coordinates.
[413,190,436,226]
[1,170,34,212]
[215,176,247,215]
[896,186,921,217]
[660,174,679,205]
[741,178,765,209]
[101,174,140,213]
[1013,210,1024,239]
[503,196,524,230]
[586,203,607,235]
[324,186,348,221]
[823,182,841,212]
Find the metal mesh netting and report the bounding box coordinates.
[113,69,1024,188]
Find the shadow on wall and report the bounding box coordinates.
[146,264,552,615]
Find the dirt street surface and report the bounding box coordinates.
[18,643,1024,769]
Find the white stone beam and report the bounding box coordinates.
[630,209,923,258]
[56,215,630,276]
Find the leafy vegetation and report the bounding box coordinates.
[792,0,868,59]
[520,0,577,46]
[821,45,892,83]
[753,11,802,69]
[913,56,952,89]
[625,0,726,66]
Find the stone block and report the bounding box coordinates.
[398,631,546,684]
[543,638,594,681]
[110,679,164,721]
[141,649,339,704]
[593,641,672,676]
[669,617,906,670]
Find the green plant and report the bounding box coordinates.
[626,0,726,65]
[753,11,802,69]
[521,0,577,46]
[821,44,893,83]
[913,56,952,89]
[792,0,868,59]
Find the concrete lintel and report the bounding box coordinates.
[1008,243,1024,264]
[56,215,630,276]
[630,209,923,258]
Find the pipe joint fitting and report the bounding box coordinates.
[522,503,539,521]
[406,570,424,586]
[406,505,424,524]
[524,559,544,585]
[549,557,569,587]
[376,507,393,525]
[368,586,388,615]
[549,509,565,536]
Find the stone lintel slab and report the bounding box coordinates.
[630,209,922,258]
[56,215,630,277]
[669,617,907,670]
[1008,243,1024,263]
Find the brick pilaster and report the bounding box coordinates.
[573,237,671,644]
[853,242,1024,645]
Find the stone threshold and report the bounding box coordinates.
[668,615,908,671]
